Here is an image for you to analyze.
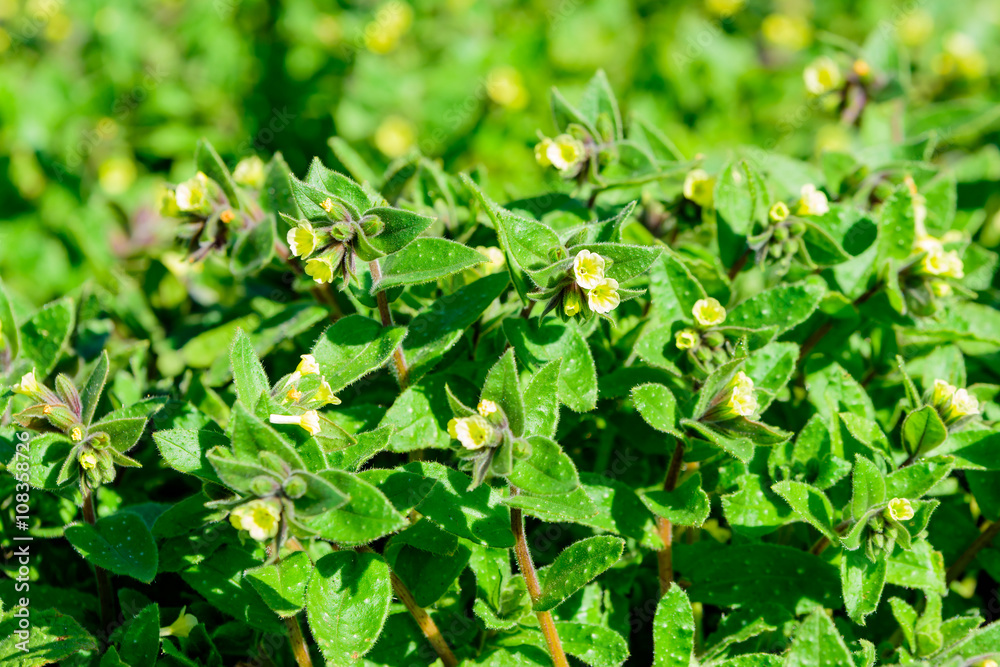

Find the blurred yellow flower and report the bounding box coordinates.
[769,202,790,222]
[935,33,987,80]
[675,328,700,350]
[536,134,585,174]
[233,156,266,190]
[297,354,320,376]
[796,184,829,216]
[486,66,529,110]
[761,13,812,51]
[705,0,745,18]
[314,14,342,48]
[98,157,137,195]
[374,115,416,158]
[364,1,414,54]
[79,451,99,471]
[683,169,715,208]
[477,399,498,417]
[803,56,843,95]
[898,10,933,47]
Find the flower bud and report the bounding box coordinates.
[251,475,280,497]
[675,328,700,350]
[359,215,384,237]
[772,225,789,242]
[283,475,308,499]
[563,290,582,317]
[175,172,215,216]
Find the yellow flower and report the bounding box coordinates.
[683,169,715,208]
[363,1,414,54]
[941,33,987,80]
[563,290,582,317]
[534,138,554,168]
[79,451,99,471]
[304,257,336,284]
[944,388,980,424]
[761,13,812,51]
[13,370,41,397]
[233,156,266,190]
[159,607,199,638]
[726,371,757,417]
[705,0,744,18]
[269,410,322,436]
[573,249,606,290]
[803,56,843,95]
[931,281,952,298]
[769,202,789,223]
[451,415,493,450]
[544,134,585,173]
[313,379,341,406]
[588,278,621,314]
[898,10,933,47]
[229,498,283,542]
[486,66,529,110]
[692,297,726,327]
[886,497,914,522]
[920,248,964,279]
[675,328,700,350]
[71,427,84,442]
[297,354,320,376]
[374,115,416,159]
[797,184,829,216]
[287,223,318,258]
[477,399,498,417]
[175,172,213,215]
[285,387,303,403]
[931,379,956,407]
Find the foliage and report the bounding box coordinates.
[3,3,1000,667]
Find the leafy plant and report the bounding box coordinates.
[3,28,1000,667]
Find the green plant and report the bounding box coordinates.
[3,56,1000,667]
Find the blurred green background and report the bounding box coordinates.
[2,0,999,304]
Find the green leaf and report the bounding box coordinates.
[535,536,624,611]
[876,186,917,264]
[90,416,147,454]
[724,279,825,335]
[784,607,855,667]
[569,243,662,284]
[0,609,97,665]
[509,435,579,496]
[578,70,623,139]
[772,480,837,540]
[371,238,486,291]
[153,428,228,485]
[245,551,313,617]
[230,328,269,409]
[742,342,798,414]
[723,473,793,538]
[180,545,283,632]
[64,513,158,583]
[556,621,629,667]
[683,419,755,463]
[522,360,561,439]
[0,278,20,359]
[885,458,955,499]
[305,156,373,215]
[652,585,695,667]
[20,297,75,377]
[504,319,597,412]
[229,402,305,470]
[504,485,599,523]
[79,351,109,427]
[304,470,406,546]
[385,539,471,608]
[482,348,526,437]
[380,376,455,452]
[404,461,514,548]
[230,214,276,276]
[901,406,948,457]
[306,551,392,664]
[311,314,406,392]
[851,455,886,520]
[363,207,435,256]
[263,152,296,215]
[675,543,840,611]
[840,548,887,625]
[714,159,757,235]
[641,473,710,527]
[631,383,682,438]
[402,272,509,382]
[195,138,240,207]
[886,540,946,594]
[463,175,563,275]
[121,603,160,667]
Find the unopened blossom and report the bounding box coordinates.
[233,156,266,190]
[727,371,758,417]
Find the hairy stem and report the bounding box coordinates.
[82,487,116,641]
[368,259,410,389]
[809,519,853,556]
[358,546,458,666]
[727,249,750,281]
[946,521,1000,584]
[285,615,314,667]
[509,487,570,667]
[656,438,686,597]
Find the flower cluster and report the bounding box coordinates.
[12,369,139,491]
[268,355,340,437]
[448,400,502,451]
[567,250,620,315]
[929,379,980,427]
[285,197,386,286]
